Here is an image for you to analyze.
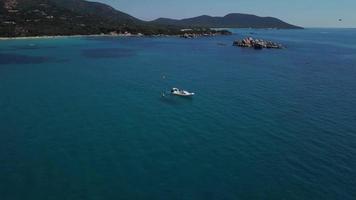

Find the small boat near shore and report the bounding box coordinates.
[171,88,195,97]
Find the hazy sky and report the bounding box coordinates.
[94,0,356,28]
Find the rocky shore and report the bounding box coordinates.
[180,29,232,38]
[233,37,283,49]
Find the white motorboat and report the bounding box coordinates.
[171,88,195,97]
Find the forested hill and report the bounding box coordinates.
[152,13,302,29]
[0,0,175,37]
[0,0,302,37]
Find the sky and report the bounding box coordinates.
[94,0,356,28]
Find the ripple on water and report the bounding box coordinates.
[0,53,50,65]
[81,48,136,59]
[7,45,57,51]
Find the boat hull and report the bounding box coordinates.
[172,92,195,97]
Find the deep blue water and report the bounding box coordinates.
[0,29,355,200]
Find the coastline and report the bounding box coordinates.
[0,34,222,41]
[0,34,147,41]
[0,30,232,41]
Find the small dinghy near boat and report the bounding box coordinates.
[171,88,195,97]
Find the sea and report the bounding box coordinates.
[0,28,355,200]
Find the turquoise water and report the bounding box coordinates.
[0,29,355,199]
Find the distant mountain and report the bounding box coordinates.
[46,0,140,24]
[0,0,173,37]
[0,0,301,37]
[152,13,302,29]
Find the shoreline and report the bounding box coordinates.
[0,30,232,41]
[0,34,148,41]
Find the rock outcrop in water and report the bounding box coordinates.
[233,37,283,49]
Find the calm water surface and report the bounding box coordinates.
[0,29,355,199]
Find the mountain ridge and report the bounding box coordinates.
[152,13,303,29]
[0,0,162,37]
[0,0,302,37]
